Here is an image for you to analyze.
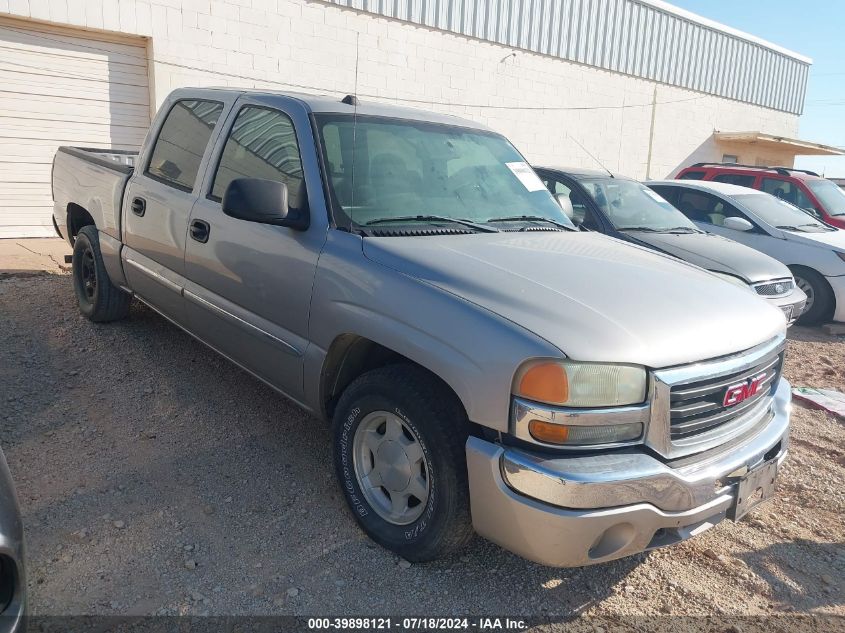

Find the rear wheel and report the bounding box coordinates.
[332,364,473,562]
[72,225,131,322]
[791,266,833,326]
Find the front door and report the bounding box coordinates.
[182,95,328,401]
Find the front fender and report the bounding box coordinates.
[304,232,559,431]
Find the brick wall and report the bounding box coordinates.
[0,0,801,178]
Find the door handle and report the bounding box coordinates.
[131,197,146,217]
[190,219,210,244]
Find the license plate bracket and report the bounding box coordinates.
[728,458,778,521]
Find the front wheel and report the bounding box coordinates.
[72,225,131,322]
[332,364,473,562]
[791,266,833,326]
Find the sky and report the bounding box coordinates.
[669,0,845,177]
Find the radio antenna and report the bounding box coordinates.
[568,133,614,178]
[344,31,361,230]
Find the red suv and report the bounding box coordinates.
[676,163,845,229]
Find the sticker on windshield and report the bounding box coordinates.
[506,162,546,192]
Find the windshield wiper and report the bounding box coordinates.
[664,226,703,233]
[776,225,803,231]
[618,226,665,233]
[486,215,575,231]
[364,215,499,233]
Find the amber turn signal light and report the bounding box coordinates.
[518,362,569,405]
[528,419,570,444]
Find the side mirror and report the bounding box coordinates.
[555,193,578,224]
[222,178,309,230]
[723,216,753,232]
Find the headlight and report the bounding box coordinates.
[514,360,647,408]
[710,271,750,289]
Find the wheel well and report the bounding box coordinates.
[67,203,95,243]
[320,335,464,421]
[789,265,835,317]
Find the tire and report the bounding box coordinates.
[332,364,474,562]
[791,266,834,326]
[72,225,131,323]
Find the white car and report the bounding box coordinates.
[648,180,845,325]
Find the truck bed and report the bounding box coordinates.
[52,146,139,242]
[57,146,138,173]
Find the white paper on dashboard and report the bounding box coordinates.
[506,161,547,192]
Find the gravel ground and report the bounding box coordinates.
[1,273,843,626]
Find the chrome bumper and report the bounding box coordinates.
[466,378,791,568]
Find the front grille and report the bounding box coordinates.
[754,279,794,297]
[669,351,783,440]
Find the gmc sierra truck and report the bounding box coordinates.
[51,88,791,567]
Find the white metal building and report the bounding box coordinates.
[0,0,840,237]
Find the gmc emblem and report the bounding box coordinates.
[723,372,768,407]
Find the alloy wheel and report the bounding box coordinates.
[352,411,430,525]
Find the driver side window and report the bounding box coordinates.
[676,191,754,230]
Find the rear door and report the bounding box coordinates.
[122,95,232,325]
[182,95,329,400]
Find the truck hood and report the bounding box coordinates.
[363,232,786,368]
[626,231,791,283]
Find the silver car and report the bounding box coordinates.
[649,179,845,325]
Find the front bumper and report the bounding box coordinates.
[826,274,845,322]
[466,378,791,568]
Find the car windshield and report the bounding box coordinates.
[734,193,832,232]
[315,114,574,231]
[807,179,845,216]
[580,178,698,232]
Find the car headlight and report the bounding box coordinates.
[514,360,647,408]
[710,271,750,289]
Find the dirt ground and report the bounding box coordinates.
[0,272,842,627]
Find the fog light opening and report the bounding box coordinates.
[587,522,636,560]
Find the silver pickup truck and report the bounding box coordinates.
[52,88,791,567]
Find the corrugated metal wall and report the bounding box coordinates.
[326,0,809,114]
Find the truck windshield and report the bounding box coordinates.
[315,114,573,231]
[807,180,845,216]
[580,178,699,232]
[735,193,833,232]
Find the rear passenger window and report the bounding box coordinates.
[678,170,706,180]
[146,100,224,191]
[761,178,814,210]
[713,173,756,187]
[210,106,305,206]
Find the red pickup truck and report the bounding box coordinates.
[676,163,845,229]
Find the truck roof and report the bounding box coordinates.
[171,87,492,132]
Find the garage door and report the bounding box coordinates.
[0,17,150,238]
